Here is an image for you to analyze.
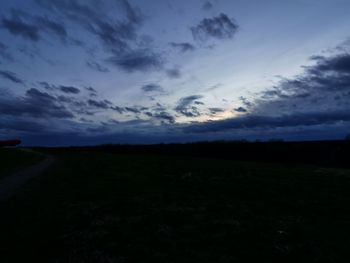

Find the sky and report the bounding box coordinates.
[1,0,350,146]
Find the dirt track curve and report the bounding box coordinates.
[0,155,56,202]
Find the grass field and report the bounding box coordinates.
[1,149,350,262]
[0,148,44,179]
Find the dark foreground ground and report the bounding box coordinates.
[0,148,44,179]
[1,142,350,262]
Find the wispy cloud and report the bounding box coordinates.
[184,110,350,133]
[0,88,74,119]
[36,0,164,73]
[1,10,67,42]
[170,42,195,53]
[141,83,163,93]
[166,68,182,79]
[175,95,204,117]
[202,1,214,11]
[59,85,81,94]
[187,44,350,134]
[0,70,24,84]
[0,41,14,62]
[86,60,110,73]
[107,49,163,72]
[191,13,239,43]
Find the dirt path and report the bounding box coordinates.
[0,155,56,202]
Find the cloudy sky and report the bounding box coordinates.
[1,0,350,146]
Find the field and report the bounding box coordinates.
[0,148,44,179]
[1,147,350,262]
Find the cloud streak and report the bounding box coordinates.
[0,70,24,84]
[170,42,195,53]
[202,1,214,11]
[1,14,39,41]
[36,0,164,73]
[59,86,81,94]
[0,88,74,119]
[0,42,14,62]
[192,45,350,136]
[191,13,239,43]
[86,60,109,73]
[142,83,163,93]
[184,110,350,133]
[108,49,163,72]
[0,10,67,42]
[175,95,204,117]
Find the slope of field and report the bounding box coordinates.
[0,148,44,179]
[1,149,350,262]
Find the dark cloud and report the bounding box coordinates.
[0,70,24,84]
[36,0,130,49]
[209,107,224,114]
[260,88,289,100]
[153,111,175,124]
[57,95,74,104]
[25,89,70,117]
[191,13,239,43]
[311,53,350,73]
[0,10,67,42]
[38,81,55,90]
[125,107,141,114]
[0,117,48,133]
[88,99,111,109]
[120,0,143,25]
[194,47,348,136]
[85,86,98,97]
[17,45,41,60]
[0,42,14,62]
[255,51,350,116]
[166,68,181,78]
[36,0,163,73]
[176,95,203,108]
[239,96,254,108]
[175,95,204,117]
[85,86,97,93]
[33,15,67,41]
[170,42,195,53]
[39,93,98,117]
[59,85,81,94]
[141,105,175,124]
[108,49,163,72]
[38,82,81,94]
[185,110,350,133]
[1,14,39,41]
[86,99,121,115]
[26,88,55,101]
[87,60,109,73]
[202,1,214,11]
[0,88,74,119]
[234,107,248,113]
[111,106,125,114]
[142,83,163,93]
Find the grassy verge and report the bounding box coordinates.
[1,150,350,262]
[0,148,44,179]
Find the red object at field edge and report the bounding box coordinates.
[0,140,21,147]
